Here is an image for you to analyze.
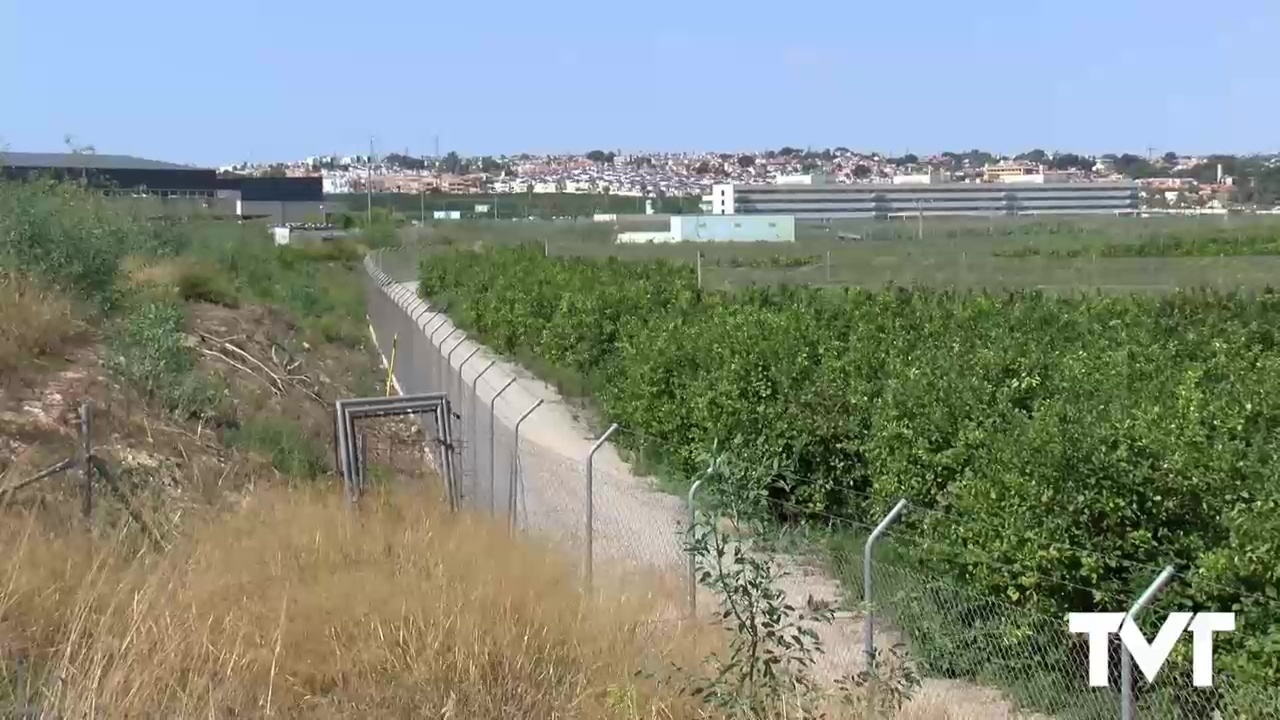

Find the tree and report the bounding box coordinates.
[1015,149,1048,164]
[442,151,464,175]
[737,154,755,168]
[778,146,799,157]
[1163,151,1179,166]
[384,152,425,171]
[586,150,607,163]
[694,161,711,175]
[852,163,872,179]
[479,156,504,174]
[1113,153,1160,179]
[1048,153,1090,171]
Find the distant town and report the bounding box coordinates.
[220,147,1280,212]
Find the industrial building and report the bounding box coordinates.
[617,214,795,243]
[1,152,327,224]
[706,174,1140,219]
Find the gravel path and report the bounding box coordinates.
[368,271,1041,719]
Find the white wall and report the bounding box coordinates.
[710,183,735,214]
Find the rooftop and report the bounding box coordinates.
[0,152,207,171]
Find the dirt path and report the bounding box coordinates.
[370,272,1042,719]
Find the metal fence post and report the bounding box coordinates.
[1121,566,1176,720]
[585,423,619,586]
[686,478,705,617]
[864,499,908,669]
[468,361,496,493]
[431,325,458,390]
[489,377,517,514]
[357,430,368,497]
[444,334,468,398]
[80,401,93,521]
[510,399,544,531]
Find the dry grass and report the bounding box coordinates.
[0,484,717,719]
[0,274,82,380]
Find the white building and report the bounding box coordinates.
[892,169,951,185]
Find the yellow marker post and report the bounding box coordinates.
[384,332,398,396]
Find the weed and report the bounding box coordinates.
[0,273,82,378]
[225,416,327,479]
[108,299,221,419]
[0,485,706,718]
[175,263,239,307]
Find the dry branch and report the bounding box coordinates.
[0,457,76,500]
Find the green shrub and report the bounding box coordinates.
[225,416,327,478]
[176,264,239,307]
[108,299,220,418]
[0,179,189,311]
[417,245,1280,711]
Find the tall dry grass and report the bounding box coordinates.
[0,274,82,379]
[0,485,710,719]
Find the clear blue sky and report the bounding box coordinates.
[2,0,1276,166]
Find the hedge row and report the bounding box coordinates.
[419,245,1280,702]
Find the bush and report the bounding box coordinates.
[175,264,239,307]
[417,245,1280,708]
[0,179,188,311]
[108,299,220,418]
[225,417,327,478]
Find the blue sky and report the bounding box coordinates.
[2,0,1276,166]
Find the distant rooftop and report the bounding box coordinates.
[0,152,207,171]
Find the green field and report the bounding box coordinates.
[394,215,1280,295]
[402,216,1280,716]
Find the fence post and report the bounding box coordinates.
[468,361,497,491]
[383,332,399,396]
[510,399,544,531]
[444,334,468,398]
[1121,566,1176,720]
[489,377,517,514]
[456,346,481,406]
[80,401,93,521]
[696,250,703,289]
[686,478,705,617]
[864,499,908,669]
[357,430,368,497]
[584,423,620,586]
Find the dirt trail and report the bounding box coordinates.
[373,274,1042,719]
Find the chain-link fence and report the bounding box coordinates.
[362,248,1279,719]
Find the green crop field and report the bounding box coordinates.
[407,231,1280,716]
[395,214,1280,295]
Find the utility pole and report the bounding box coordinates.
[366,136,374,226]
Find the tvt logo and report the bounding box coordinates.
[1068,612,1235,687]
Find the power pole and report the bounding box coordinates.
[366,136,374,226]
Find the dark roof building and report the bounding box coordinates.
[2,151,217,197]
[2,152,322,204]
[0,152,202,171]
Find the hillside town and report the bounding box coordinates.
[215,147,1280,211]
